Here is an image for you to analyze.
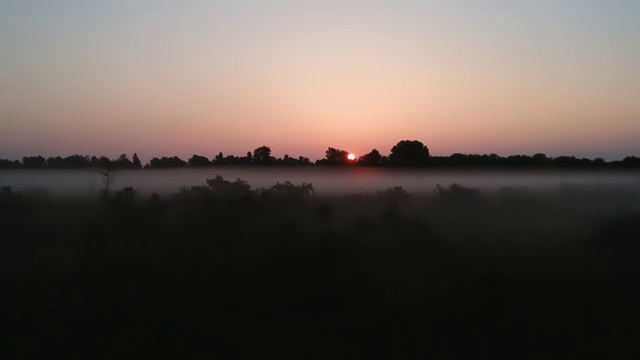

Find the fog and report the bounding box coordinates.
[3,169,640,357]
[1,168,639,196]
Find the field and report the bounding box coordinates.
[2,179,640,358]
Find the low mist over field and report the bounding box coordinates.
[2,168,640,197]
[3,178,640,357]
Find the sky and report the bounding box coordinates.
[1,0,639,161]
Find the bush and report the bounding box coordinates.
[434,183,480,199]
[113,186,137,202]
[205,176,252,198]
[258,181,315,200]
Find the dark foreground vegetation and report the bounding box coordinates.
[2,178,640,358]
[2,140,640,170]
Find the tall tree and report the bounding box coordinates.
[323,147,349,165]
[214,152,224,165]
[132,153,142,169]
[253,146,274,164]
[114,154,133,168]
[0,159,21,169]
[188,154,211,167]
[357,149,383,166]
[389,140,430,166]
[22,156,47,169]
[149,156,188,168]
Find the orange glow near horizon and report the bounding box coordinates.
[0,2,639,161]
[347,153,356,161]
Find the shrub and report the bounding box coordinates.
[113,187,137,202]
[258,181,315,200]
[434,183,480,199]
[205,176,252,198]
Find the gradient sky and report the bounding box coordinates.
[1,0,639,161]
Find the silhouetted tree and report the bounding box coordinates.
[100,169,115,199]
[113,186,136,202]
[253,146,275,165]
[47,154,92,168]
[97,156,112,169]
[532,153,550,167]
[214,152,224,165]
[298,156,311,165]
[593,158,606,168]
[132,153,142,169]
[4,145,640,171]
[487,153,501,167]
[113,154,134,169]
[205,176,252,199]
[317,147,349,166]
[69,155,91,168]
[389,140,430,166]
[149,156,188,168]
[357,149,383,166]
[188,154,211,167]
[224,155,240,165]
[434,183,480,199]
[22,156,47,169]
[46,156,62,168]
[238,152,252,165]
[608,156,639,169]
[503,155,529,168]
[258,181,315,199]
[449,153,472,168]
[0,159,21,169]
[552,156,580,169]
[622,156,640,169]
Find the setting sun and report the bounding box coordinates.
[347,153,356,161]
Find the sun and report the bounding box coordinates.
[347,153,356,161]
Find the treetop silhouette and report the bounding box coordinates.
[389,140,430,166]
[1,141,639,170]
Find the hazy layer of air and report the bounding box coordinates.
[1,169,639,196]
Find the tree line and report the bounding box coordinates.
[1,140,639,170]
